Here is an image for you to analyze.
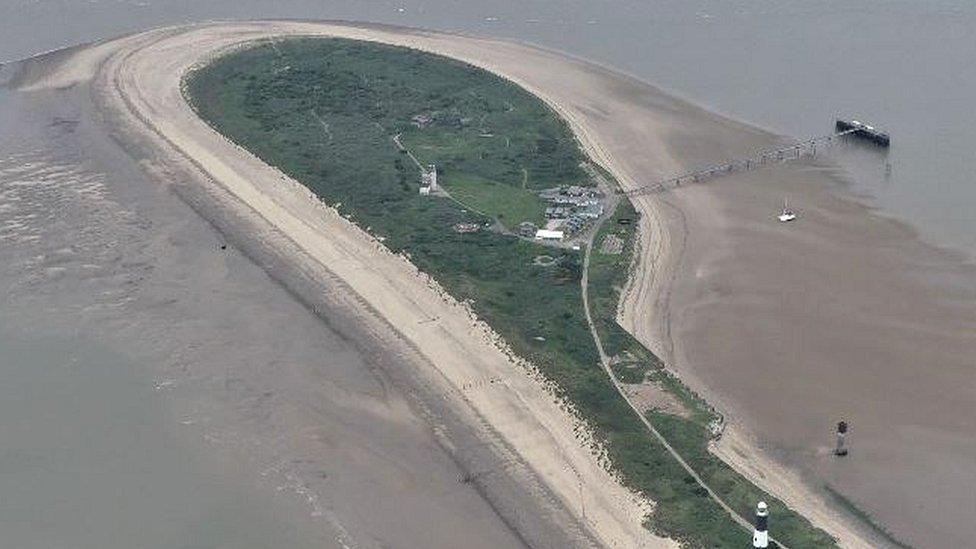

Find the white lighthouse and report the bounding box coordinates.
[422,164,437,191]
[753,501,769,548]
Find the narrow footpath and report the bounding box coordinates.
[580,211,790,548]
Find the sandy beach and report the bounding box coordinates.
[11,22,668,548]
[8,19,974,548]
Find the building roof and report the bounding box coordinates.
[535,229,565,240]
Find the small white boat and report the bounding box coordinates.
[777,199,797,223]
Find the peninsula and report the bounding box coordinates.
[14,20,965,548]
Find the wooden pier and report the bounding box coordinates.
[622,129,858,197]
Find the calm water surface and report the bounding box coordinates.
[0,81,330,548]
[0,328,318,549]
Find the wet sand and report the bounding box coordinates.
[653,160,976,549]
[598,48,976,546]
[7,23,665,549]
[7,19,973,548]
[0,72,560,548]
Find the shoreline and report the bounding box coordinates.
[7,21,861,546]
[10,20,972,547]
[17,23,664,548]
[11,21,972,265]
[0,82,563,547]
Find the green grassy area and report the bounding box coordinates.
[589,200,659,384]
[645,369,836,547]
[186,37,839,548]
[441,173,547,227]
[587,203,838,547]
[589,200,661,368]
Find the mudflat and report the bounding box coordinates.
[9,19,974,548]
[0,58,557,549]
[650,160,976,549]
[608,58,976,547]
[11,23,666,549]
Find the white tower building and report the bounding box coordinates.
[419,165,437,195]
[427,164,437,191]
[753,501,769,548]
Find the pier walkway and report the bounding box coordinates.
[623,129,857,196]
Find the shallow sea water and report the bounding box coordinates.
[1,2,974,546]
[2,0,974,254]
[0,329,319,549]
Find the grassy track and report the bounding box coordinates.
[185,37,838,547]
[440,173,547,227]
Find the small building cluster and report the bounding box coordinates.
[541,185,600,202]
[534,185,605,241]
[545,206,571,219]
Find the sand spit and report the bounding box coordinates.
[15,19,963,548]
[2,86,566,547]
[13,22,672,548]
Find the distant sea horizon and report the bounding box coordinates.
[3,0,975,257]
[1,4,973,548]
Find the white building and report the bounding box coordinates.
[534,229,565,241]
[421,164,438,191]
